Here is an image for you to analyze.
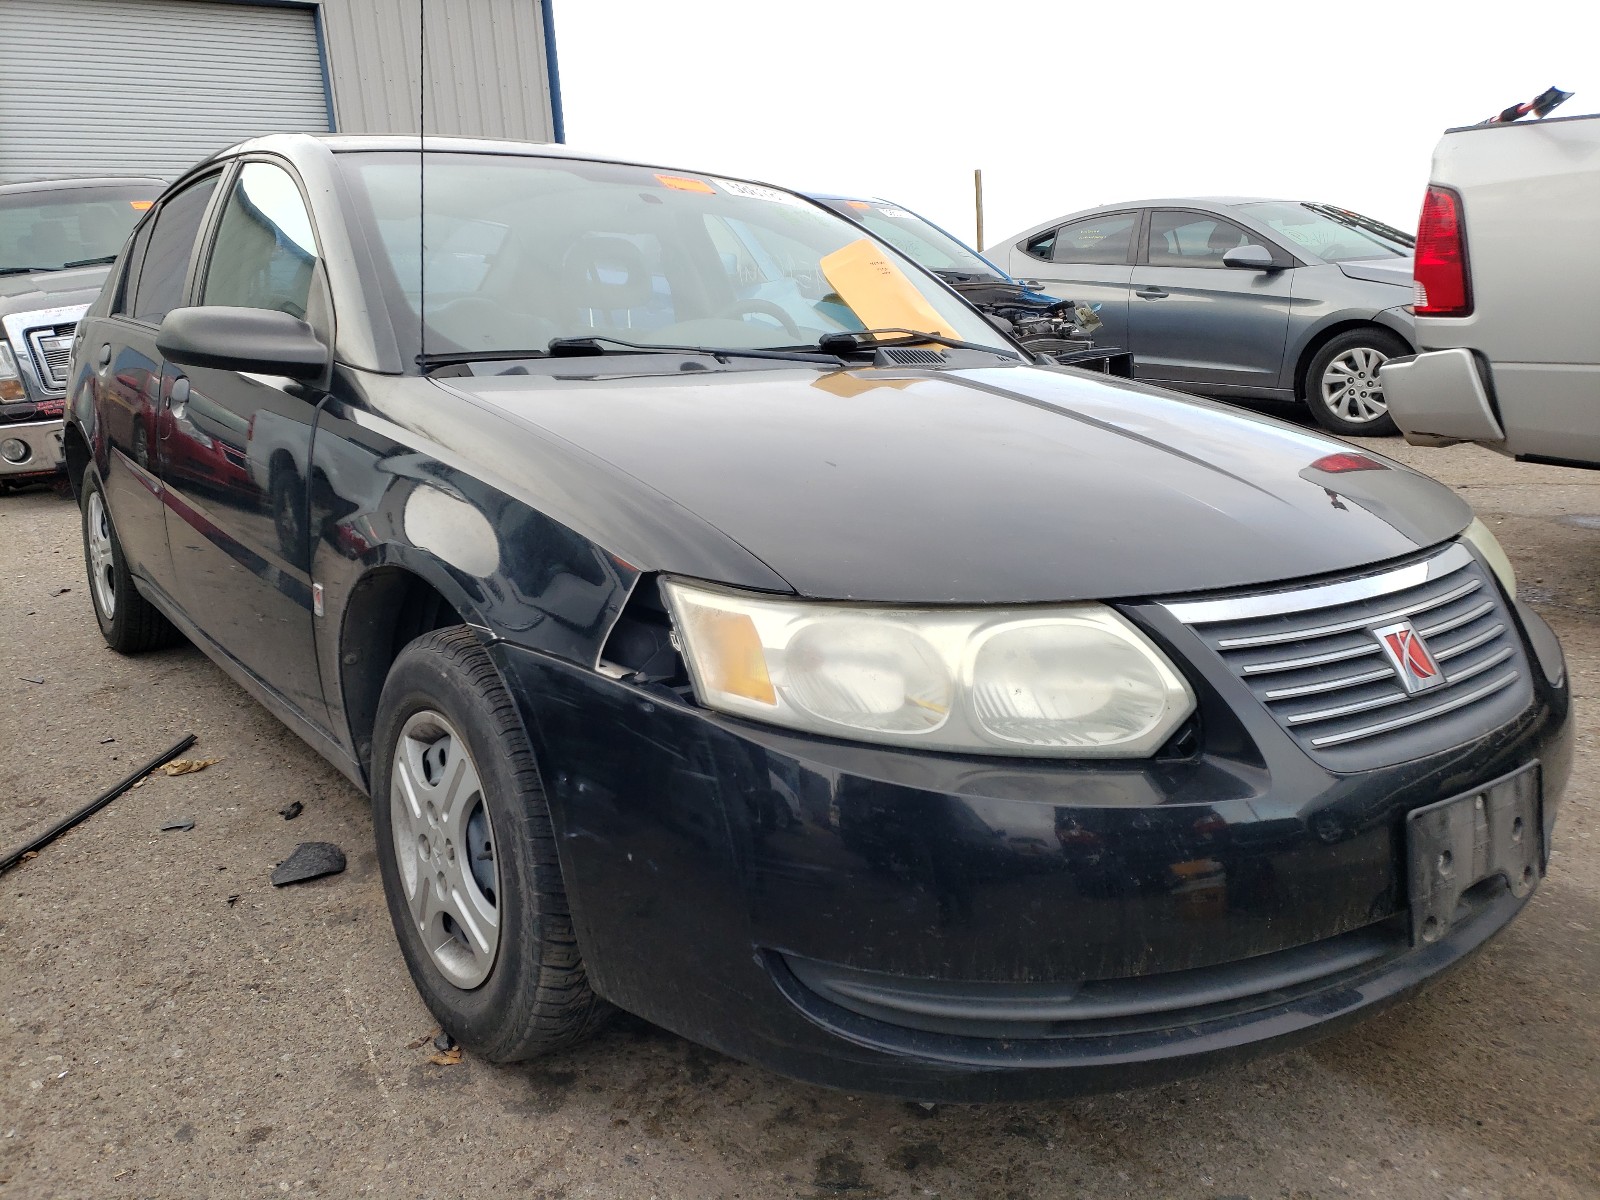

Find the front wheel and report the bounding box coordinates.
[1302,329,1407,437]
[371,627,610,1062]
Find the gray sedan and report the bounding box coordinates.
[984,199,1416,435]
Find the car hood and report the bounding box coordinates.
[1336,256,1414,288]
[0,264,112,318]
[428,364,1470,604]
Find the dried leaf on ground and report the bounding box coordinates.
[406,1027,442,1050]
[160,758,221,776]
[427,1045,463,1066]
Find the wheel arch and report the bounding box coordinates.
[62,421,91,501]
[1292,318,1414,402]
[336,560,472,779]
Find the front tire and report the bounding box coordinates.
[80,468,181,653]
[1302,328,1407,437]
[371,627,609,1062]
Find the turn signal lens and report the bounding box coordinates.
[673,602,775,705]
[0,341,25,401]
[1414,186,1471,316]
[1461,518,1517,599]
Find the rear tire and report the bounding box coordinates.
[1302,328,1406,437]
[80,468,181,653]
[371,627,610,1062]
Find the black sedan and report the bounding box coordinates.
[63,135,1569,1102]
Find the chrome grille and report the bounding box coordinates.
[1164,543,1530,767]
[26,324,76,391]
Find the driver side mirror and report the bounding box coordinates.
[1221,244,1283,272]
[157,306,329,380]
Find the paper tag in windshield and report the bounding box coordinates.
[819,238,958,341]
[712,178,805,207]
[876,206,913,220]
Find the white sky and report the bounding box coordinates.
[554,0,1598,251]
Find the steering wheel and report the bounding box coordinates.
[714,298,803,339]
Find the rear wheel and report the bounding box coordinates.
[80,469,181,653]
[371,627,610,1061]
[1302,329,1406,437]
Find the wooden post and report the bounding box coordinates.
[974,168,985,249]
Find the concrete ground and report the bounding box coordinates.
[2,430,1597,1200]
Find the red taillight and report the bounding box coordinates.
[1414,186,1471,316]
[1311,452,1386,473]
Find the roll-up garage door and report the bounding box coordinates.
[0,0,331,184]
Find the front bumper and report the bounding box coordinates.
[492,596,1570,1101]
[0,416,66,478]
[1380,348,1505,447]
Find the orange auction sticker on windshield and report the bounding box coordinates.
[819,238,957,341]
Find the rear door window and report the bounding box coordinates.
[1049,213,1137,265]
[131,175,220,324]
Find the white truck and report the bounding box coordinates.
[1381,110,1600,466]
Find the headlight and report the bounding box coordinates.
[661,579,1195,758]
[0,341,24,402]
[1460,517,1516,598]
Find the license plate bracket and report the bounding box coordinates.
[1406,764,1542,946]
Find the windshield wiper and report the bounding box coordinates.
[418,348,550,372]
[813,328,1020,358]
[62,254,119,269]
[545,335,837,364]
[0,265,57,277]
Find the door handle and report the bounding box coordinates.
[168,376,190,419]
[97,344,111,367]
[1135,287,1169,299]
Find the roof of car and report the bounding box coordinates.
[1086,197,1292,210]
[183,133,802,200]
[0,176,166,195]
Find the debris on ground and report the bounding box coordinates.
[159,818,196,832]
[226,894,240,907]
[51,587,71,596]
[269,842,346,886]
[433,1031,456,1053]
[0,733,198,875]
[19,676,43,685]
[159,757,221,776]
[406,1027,442,1050]
[99,736,115,745]
[427,1045,463,1067]
[278,801,303,821]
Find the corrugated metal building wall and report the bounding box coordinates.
[319,0,558,140]
[0,0,557,183]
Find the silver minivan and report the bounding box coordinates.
[985,199,1416,436]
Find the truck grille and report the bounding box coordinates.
[26,324,76,392]
[1164,543,1530,768]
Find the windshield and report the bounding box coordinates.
[0,184,157,274]
[1235,201,1414,263]
[817,198,1004,280]
[336,153,1016,365]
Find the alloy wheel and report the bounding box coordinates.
[1320,346,1391,426]
[87,490,117,619]
[389,710,501,989]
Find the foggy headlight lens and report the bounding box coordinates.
[1461,517,1516,598]
[970,619,1183,749]
[662,580,1194,758]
